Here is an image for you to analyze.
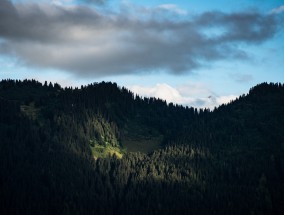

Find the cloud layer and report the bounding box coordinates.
[0,0,279,77]
[270,5,284,14]
[128,83,237,109]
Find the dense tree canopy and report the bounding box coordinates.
[0,79,283,214]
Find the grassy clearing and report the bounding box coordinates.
[90,143,124,159]
[89,118,164,157]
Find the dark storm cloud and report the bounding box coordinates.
[196,11,277,43]
[0,0,280,77]
[0,0,102,42]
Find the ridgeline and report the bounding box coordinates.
[0,79,283,214]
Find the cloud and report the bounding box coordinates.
[128,83,237,109]
[157,4,187,15]
[0,0,279,77]
[129,83,182,103]
[270,5,284,14]
[81,0,107,5]
[25,0,107,5]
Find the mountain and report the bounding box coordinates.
[0,79,283,215]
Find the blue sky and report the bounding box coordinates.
[1,0,284,108]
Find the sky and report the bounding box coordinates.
[0,0,284,108]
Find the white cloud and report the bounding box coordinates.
[270,5,284,14]
[216,95,237,105]
[157,4,187,15]
[52,0,72,6]
[129,83,183,103]
[128,83,237,109]
[177,82,214,97]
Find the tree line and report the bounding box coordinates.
[0,79,283,214]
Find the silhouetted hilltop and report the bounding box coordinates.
[0,79,283,215]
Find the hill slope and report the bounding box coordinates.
[0,80,283,214]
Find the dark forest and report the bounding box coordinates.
[0,79,283,214]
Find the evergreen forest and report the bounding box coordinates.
[0,79,283,215]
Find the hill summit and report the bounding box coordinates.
[0,79,284,214]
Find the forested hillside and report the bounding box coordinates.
[0,79,283,214]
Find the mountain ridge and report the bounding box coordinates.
[0,79,283,214]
